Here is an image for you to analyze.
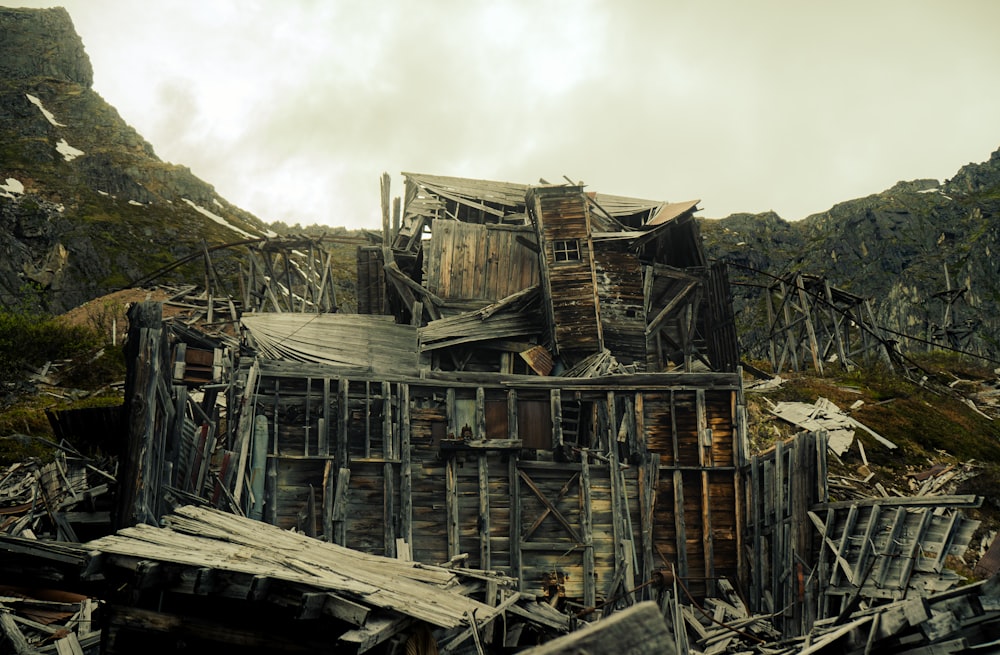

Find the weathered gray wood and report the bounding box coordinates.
[640,454,659,602]
[478,454,491,569]
[232,360,260,508]
[550,388,563,448]
[332,467,350,545]
[382,381,396,557]
[696,389,716,597]
[0,609,37,655]
[338,612,413,654]
[337,378,349,470]
[518,601,675,655]
[446,456,460,559]
[399,384,412,548]
[509,453,522,590]
[581,450,596,609]
[506,389,519,442]
[249,416,268,521]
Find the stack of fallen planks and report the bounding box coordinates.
[654,572,1000,655]
[0,451,114,541]
[83,505,570,653]
[0,590,100,655]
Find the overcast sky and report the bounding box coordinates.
[6,1,1000,228]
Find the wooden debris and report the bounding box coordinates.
[82,505,563,653]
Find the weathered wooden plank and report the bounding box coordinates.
[517,601,672,655]
[581,450,596,609]
[509,453,522,590]
[446,456,460,559]
[400,384,412,548]
[478,454,491,570]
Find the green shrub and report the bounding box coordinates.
[0,309,100,386]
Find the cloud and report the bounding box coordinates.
[4,0,1000,227]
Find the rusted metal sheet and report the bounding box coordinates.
[520,344,553,376]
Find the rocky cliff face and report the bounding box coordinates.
[702,147,1000,361]
[0,7,269,313]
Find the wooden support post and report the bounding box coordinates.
[478,454,491,570]
[696,390,715,596]
[639,454,659,601]
[337,377,350,464]
[332,467,351,546]
[365,382,372,458]
[765,285,778,372]
[507,389,518,442]
[400,384,412,549]
[795,274,824,374]
[447,388,457,439]
[509,454,522,591]
[232,359,260,509]
[382,381,396,557]
[669,391,689,582]
[825,280,849,368]
[320,378,331,456]
[323,460,334,542]
[779,280,798,373]
[446,456,460,559]
[551,388,563,449]
[265,457,278,525]
[580,450,596,609]
[476,387,486,441]
[750,456,763,613]
[249,415,268,522]
[773,439,785,624]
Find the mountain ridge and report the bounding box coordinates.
[0,6,271,313]
[3,5,1000,364]
[701,145,1000,361]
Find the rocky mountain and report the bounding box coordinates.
[3,6,1000,366]
[0,7,270,313]
[702,148,1000,362]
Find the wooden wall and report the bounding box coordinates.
[593,243,646,367]
[244,362,746,605]
[422,221,539,303]
[528,187,603,357]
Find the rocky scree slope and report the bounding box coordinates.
[702,148,1000,362]
[0,7,270,313]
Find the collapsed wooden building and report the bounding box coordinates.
[246,176,744,598]
[116,174,746,616]
[4,173,995,653]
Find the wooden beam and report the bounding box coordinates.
[332,467,350,546]
[645,280,698,337]
[447,456,460,559]
[478,454,491,570]
[509,454,522,591]
[550,388,563,449]
[383,381,396,557]
[696,390,715,596]
[399,384,412,548]
[581,450,596,609]
[518,470,583,544]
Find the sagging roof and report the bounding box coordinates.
[241,313,419,375]
[401,172,699,229]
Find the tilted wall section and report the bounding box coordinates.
[242,361,747,603]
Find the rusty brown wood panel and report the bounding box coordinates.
[672,392,702,467]
[270,457,328,532]
[486,456,512,569]
[641,392,676,461]
[594,245,647,365]
[343,461,387,555]
[409,460,448,565]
